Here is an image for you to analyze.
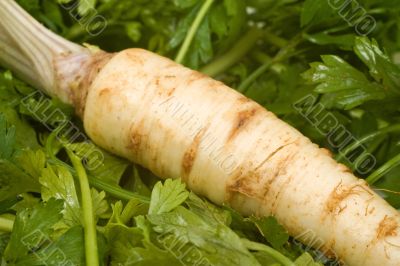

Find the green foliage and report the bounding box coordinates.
[1,1,400,265]
[3,199,64,263]
[148,179,189,215]
[250,216,289,249]
[68,142,129,185]
[40,165,81,226]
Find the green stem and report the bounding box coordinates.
[67,149,99,266]
[263,31,288,48]
[335,124,400,162]
[241,239,294,266]
[237,34,302,93]
[200,27,263,77]
[49,158,149,203]
[175,0,214,64]
[251,51,272,65]
[237,59,273,93]
[46,129,150,203]
[351,136,384,172]
[366,153,400,185]
[0,215,14,232]
[88,174,150,203]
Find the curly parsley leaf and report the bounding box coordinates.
[39,165,81,226]
[3,199,63,263]
[303,54,385,109]
[148,206,262,266]
[354,37,400,94]
[148,179,189,215]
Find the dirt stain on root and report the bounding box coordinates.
[226,168,261,200]
[326,182,353,215]
[376,215,398,239]
[126,49,146,65]
[320,239,338,259]
[227,106,260,142]
[71,52,115,117]
[99,88,111,96]
[181,128,207,180]
[325,181,374,219]
[186,71,209,85]
[127,119,145,154]
[225,142,298,213]
[155,75,176,97]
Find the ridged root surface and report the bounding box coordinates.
[82,49,400,266]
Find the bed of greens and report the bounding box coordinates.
[1,0,400,265]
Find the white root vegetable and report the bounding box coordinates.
[0,1,399,265]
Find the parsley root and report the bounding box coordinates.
[0,1,399,265]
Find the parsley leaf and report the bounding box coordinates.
[303,54,385,109]
[250,216,289,250]
[0,114,16,159]
[3,199,63,263]
[354,37,400,94]
[148,179,189,215]
[39,165,81,226]
[68,142,129,185]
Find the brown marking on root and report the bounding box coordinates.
[325,182,354,215]
[254,140,299,171]
[227,176,255,199]
[167,88,176,96]
[320,148,333,157]
[98,88,114,112]
[325,182,372,217]
[126,49,146,65]
[259,150,295,200]
[376,216,398,239]
[127,119,145,153]
[227,106,260,142]
[99,88,111,97]
[181,128,207,179]
[72,52,115,117]
[237,96,252,103]
[225,142,299,213]
[337,163,352,173]
[154,75,177,97]
[364,196,375,216]
[225,164,265,201]
[320,239,337,259]
[368,206,376,215]
[186,71,209,86]
[269,150,300,213]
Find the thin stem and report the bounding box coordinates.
[335,124,400,161]
[263,31,288,48]
[237,34,302,93]
[49,157,150,202]
[351,136,384,172]
[67,149,99,266]
[366,153,400,185]
[200,27,263,77]
[251,51,272,65]
[46,129,150,203]
[0,215,14,232]
[237,60,273,93]
[241,239,294,266]
[88,174,150,203]
[175,0,214,64]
